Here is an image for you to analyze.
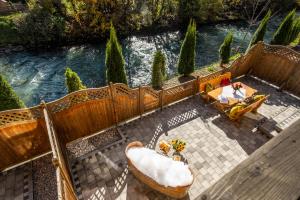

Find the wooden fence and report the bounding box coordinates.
[43,103,77,200]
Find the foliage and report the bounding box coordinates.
[247,10,271,50]
[177,19,197,76]
[0,13,23,45]
[15,1,66,47]
[271,9,297,45]
[105,23,128,85]
[151,51,166,89]
[288,17,300,44]
[178,0,223,24]
[219,32,233,64]
[65,67,86,93]
[207,65,216,72]
[0,74,25,111]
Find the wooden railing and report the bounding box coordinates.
[0,42,299,198]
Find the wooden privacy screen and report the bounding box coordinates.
[0,42,299,170]
[249,43,300,96]
[0,106,50,170]
[43,105,77,200]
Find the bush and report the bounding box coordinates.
[16,3,66,47]
[0,75,25,111]
[247,10,271,50]
[105,23,128,85]
[219,32,233,65]
[177,19,197,76]
[65,67,86,93]
[271,9,297,45]
[151,51,166,89]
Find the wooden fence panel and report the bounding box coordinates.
[47,88,115,144]
[113,84,139,122]
[249,44,300,95]
[142,86,160,112]
[0,107,50,170]
[163,80,196,105]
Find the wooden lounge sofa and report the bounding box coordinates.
[199,72,231,102]
[225,95,269,122]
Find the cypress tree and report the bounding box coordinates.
[105,23,128,85]
[65,67,86,93]
[247,10,271,50]
[219,32,233,65]
[0,75,25,111]
[151,51,166,89]
[271,9,296,45]
[177,19,197,76]
[288,17,300,44]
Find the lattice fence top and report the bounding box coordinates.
[48,87,110,113]
[114,84,138,99]
[143,86,160,99]
[165,80,194,96]
[263,44,300,64]
[0,106,43,126]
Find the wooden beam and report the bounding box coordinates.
[198,119,300,200]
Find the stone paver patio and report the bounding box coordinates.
[68,77,300,200]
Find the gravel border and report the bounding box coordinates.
[32,154,58,200]
[66,128,123,160]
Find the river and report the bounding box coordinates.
[0,14,288,106]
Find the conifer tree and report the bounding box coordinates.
[177,19,197,76]
[247,10,271,50]
[105,23,128,85]
[288,17,300,44]
[0,75,25,111]
[65,67,86,93]
[151,51,166,89]
[219,32,233,65]
[271,9,296,45]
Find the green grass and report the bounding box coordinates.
[0,13,24,45]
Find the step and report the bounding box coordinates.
[258,106,300,138]
[275,110,300,132]
[258,119,279,138]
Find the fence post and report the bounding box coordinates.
[195,76,200,95]
[138,86,144,117]
[160,88,164,111]
[109,83,118,127]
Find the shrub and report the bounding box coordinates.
[271,9,296,45]
[151,51,166,89]
[0,75,25,111]
[219,32,233,65]
[65,67,86,93]
[177,19,197,76]
[105,23,128,85]
[247,10,271,50]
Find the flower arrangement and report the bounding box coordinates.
[171,139,186,152]
[232,83,243,92]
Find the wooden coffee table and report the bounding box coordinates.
[207,82,257,111]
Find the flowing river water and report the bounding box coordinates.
[0,14,289,106]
